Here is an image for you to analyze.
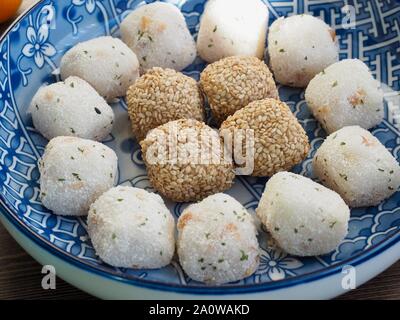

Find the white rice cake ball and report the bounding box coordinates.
[30,76,114,141]
[268,14,338,87]
[39,136,118,216]
[177,193,259,284]
[305,59,384,134]
[257,172,350,256]
[60,36,139,101]
[120,2,196,72]
[88,186,175,269]
[313,126,400,207]
[197,0,269,63]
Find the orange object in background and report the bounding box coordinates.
[0,0,22,23]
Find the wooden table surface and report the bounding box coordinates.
[0,0,399,300]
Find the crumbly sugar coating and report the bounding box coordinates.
[256,172,350,256]
[305,59,384,134]
[60,36,140,101]
[127,67,205,142]
[120,2,196,72]
[30,76,114,141]
[39,136,118,216]
[313,126,400,207]
[197,0,269,63]
[268,14,338,87]
[140,119,235,202]
[88,186,175,269]
[200,56,278,124]
[220,98,310,177]
[177,193,259,284]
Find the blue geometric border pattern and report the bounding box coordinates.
[0,0,399,291]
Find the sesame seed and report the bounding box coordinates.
[140,119,235,202]
[127,68,204,142]
[220,99,310,176]
[200,56,278,124]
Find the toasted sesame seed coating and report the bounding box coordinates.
[220,98,310,177]
[127,67,205,142]
[200,56,278,124]
[140,119,235,202]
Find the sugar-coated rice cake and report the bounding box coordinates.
[268,14,338,87]
[313,126,400,207]
[257,172,350,256]
[177,193,260,284]
[197,0,269,63]
[305,59,384,134]
[60,36,139,101]
[30,76,114,141]
[39,136,118,216]
[120,2,196,72]
[88,186,175,269]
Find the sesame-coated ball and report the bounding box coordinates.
[127,67,205,142]
[220,98,310,177]
[140,119,235,202]
[200,56,278,124]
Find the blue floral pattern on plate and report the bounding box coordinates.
[0,0,399,292]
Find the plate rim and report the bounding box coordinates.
[1,195,400,295]
[1,0,399,296]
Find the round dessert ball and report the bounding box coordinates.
[127,67,205,142]
[88,186,175,269]
[120,2,196,72]
[60,36,140,101]
[177,193,259,284]
[39,136,118,216]
[220,98,310,177]
[268,14,338,87]
[313,126,400,207]
[200,56,278,124]
[256,172,350,256]
[305,59,384,134]
[30,76,114,141]
[140,119,235,202]
[197,0,269,63]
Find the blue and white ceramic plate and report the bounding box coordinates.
[0,0,399,299]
